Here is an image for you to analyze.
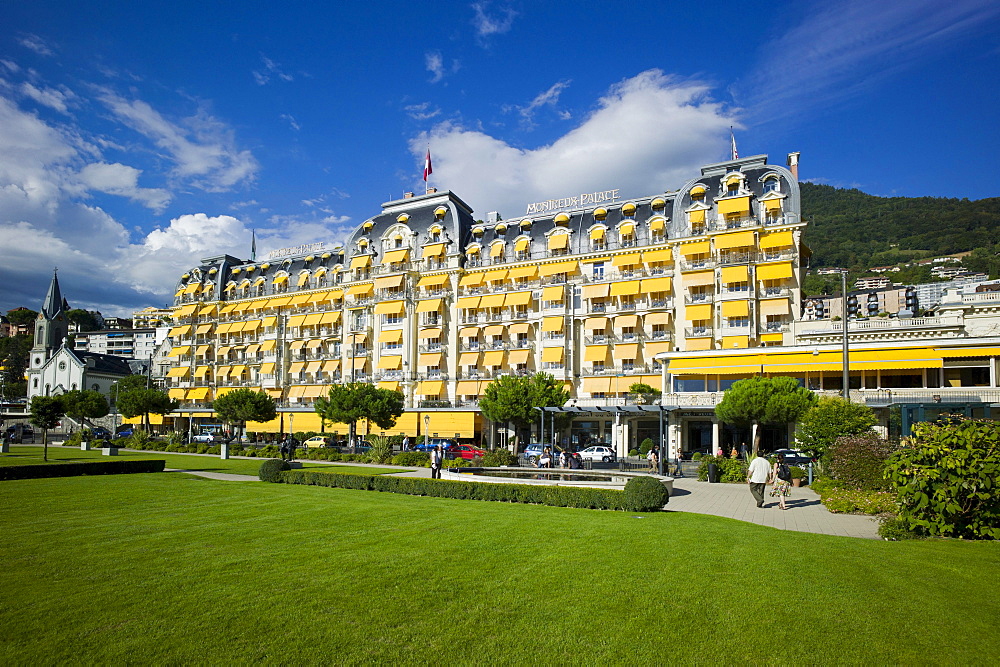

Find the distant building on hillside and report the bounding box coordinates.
[133,307,174,328]
[855,276,892,290]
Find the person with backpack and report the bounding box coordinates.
[770,452,792,510]
[746,450,771,508]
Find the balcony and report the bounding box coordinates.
[418,342,443,352]
[679,258,717,271]
[459,342,482,352]
[416,372,449,380]
[719,252,753,265]
[764,322,790,333]
[684,293,715,305]
[685,326,713,338]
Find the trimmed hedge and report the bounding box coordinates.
[258,458,291,483]
[273,470,669,512]
[0,459,166,481]
[624,476,670,511]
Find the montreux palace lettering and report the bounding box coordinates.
[525,189,620,215]
[266,242,327,259]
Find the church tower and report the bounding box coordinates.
[30,270,69,370]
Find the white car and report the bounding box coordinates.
[578,445,617,463]
[191,433,215,443]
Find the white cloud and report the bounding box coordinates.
[18,34,55,57]
[96,89,259,191]
[280,113,300,131]
[252,55,294,85]
[425,52,445,83]
[405,102,442,121]
[510,80,572,129]
[411,70,736,219]
[20,82,75,114]
[78,162,172,212]
[471,2,517,40]
[738,0,1000,123]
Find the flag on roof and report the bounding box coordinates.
[423,149,433,182]
[730,128,739,160]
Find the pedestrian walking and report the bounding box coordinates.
[402,435,410,451]
[647,445,659,472]
[279,436,289,461]
[430,445,443,479]
[746,450,772,508]
[770,453,792,510]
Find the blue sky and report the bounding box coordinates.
[1,0,998,317]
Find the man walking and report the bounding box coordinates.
[747,450,772,508]
[430,444,443,479]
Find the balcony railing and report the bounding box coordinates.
[684,293,715,305]
[685,327,713,337]
[679,258,717,271]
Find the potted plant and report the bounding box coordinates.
[789,465,806,487]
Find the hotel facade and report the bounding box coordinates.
[160,152,1000,455]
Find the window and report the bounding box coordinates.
[763,178,779,193]
[592,262,605,280]
[727,182,739,196]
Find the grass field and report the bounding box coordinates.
[0,446,403,477]
[1,469,999,663]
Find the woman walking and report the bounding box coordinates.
[770,452,792,510]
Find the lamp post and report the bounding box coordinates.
[841,271,850,401]
[534,406,544,451]
[423,413,430,447]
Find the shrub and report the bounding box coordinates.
[392,451,430,466]
[128,430,152,450]
[829,433,896,491]
[628,449,639,457]
[877,516,924,541]
[795,396,878,460]
[822,488,896,514]
[696,455,748,483]
[364,435,396,464]
[623,476,669,511]
[0,459,165,481]
[258,458,290,483]
[691,452,703,461]
[639,438,654,456]
[64,431,84,447]
[480,448,518,467]
[885,419,1000,540]
[789,465,806,480]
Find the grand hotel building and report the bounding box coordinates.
[161,152,1000,453]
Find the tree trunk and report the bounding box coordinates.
[43,429,48,461]
[751,421,760,455]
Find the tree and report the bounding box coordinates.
[795,396,877,460]
[6,308,38,328]
[0,334,31,399]
[314,382,404,447]
[212,388,277,442]
[66,309,99,332]
[115,388,178,432]
[714,376,817,454]
[29,395,65,461]
[479,373,570,449]
[59,389,110,431]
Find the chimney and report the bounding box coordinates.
[786,152,800,181]
[403,192,414,199]
[427,187,438,194]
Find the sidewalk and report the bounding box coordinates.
[667,476,880,539]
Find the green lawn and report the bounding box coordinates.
[1,472,998,663]
[0,446,404,477]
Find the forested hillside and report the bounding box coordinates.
[799,183,1000,274]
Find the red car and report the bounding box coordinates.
[448,444,486,460]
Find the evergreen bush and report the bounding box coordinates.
[480,448,518,467]
[829,433,896,491]
[639,438,654,456]
[623,476,669,511]
[628,449,639,457]
[392,451,430,466]
[258,458,290,483]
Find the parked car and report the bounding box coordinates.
[578,445,617,463]
[190,433,215,443]
[414,437,457,451]
[88,427,111,439]
[115,426,134,438]
[773,449,813,466]
[304,436,334,449]
[449,444,486,460]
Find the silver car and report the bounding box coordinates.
[578,445,616,463]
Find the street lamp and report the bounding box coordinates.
[841,271,850,401]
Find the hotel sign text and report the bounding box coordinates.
[266,242,327,259]
[525,189,620,215]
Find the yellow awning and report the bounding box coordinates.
[417,298,443,313]
[583,377,611,393]
[194,345,210,357]
[542,346,564,363]
[718,196,751,216]
[184,282,202,294]
[174,304,197,317]
[645,312,671,325]
[714,230,756,249]
[260,339,277,351]
[619,222,635,236]
[378,381,401,391]
[583,283,610,299]
[168,325,191,337]
[645,342,672,355]
[322,360,340,372]
[763,198,783,212]
[194,365,211,378]
[301,313,323,326]
[347,283,374,297]
[480,294,505,308]
[485,269,508,282]
[538,261,578,276]
[482,350,505,366]
[419,352,443,367]
[760,299,790,316]
[168,388,187,400]
[542,316,564,332]
[757,262,794,281]
[641,276,672,293]
[514,237,530,252]
[374,300,406,315]
[422,243,446,258]
[465,245,480,255]
[297,272,310,286]
[612,253,641,267]
[683,271,715,287]
[374,275,405,290]
[417,273,450,287]
[584,317,608,330]
[377,355,402,369]
[382,249,410,264]
[456,380,481,394]
[197,304,217,316]
[187,387,211,400]
[419,327,443,339]
[720,265,749,284]
[688,209,706,224]
[759,231,794,249]
[721,300,750,318]
[195,323,213,335]
[584,346,610,362]
[542,285,564,301]
[613,344,639,360]
[760,333,784,343]
[168,346,191,357]
[259,362,276,374]
[272,274,289,285]
[590,226,606,240]
[460,273,485,287]
[508,266,538,279]
[490,243,505,258]
[686,304,713,321]
[649,217,666,232]
[379,329,404,343]
[289,340,307,351]
[416,381,443,395]
[642,249,672,263]
[548,234,569,250]
[484,325,505,337]
[243,319,262,331]
[508,349,530,365]
[266,296,291,308]
[936,346,1000,358]
[615,314,638,328]
[459,351,480,365]
[458,296,481,309]
[510,323,530,335]
[721,336,750,349]
[350,255,372,269]
[504,291,533,307]
[288,361,306,374]
[668,354,765,375]
[166,366,190,378]
[610,280,641,296]
[287,314,308,328]
[679,241,710,256]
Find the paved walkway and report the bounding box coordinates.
[667,475,880,539]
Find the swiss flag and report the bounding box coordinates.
[423,149,433,182]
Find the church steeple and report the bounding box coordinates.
[41,269,65,320]
[32,269,69,366]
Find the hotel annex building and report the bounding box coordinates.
[161,152,1000,455]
